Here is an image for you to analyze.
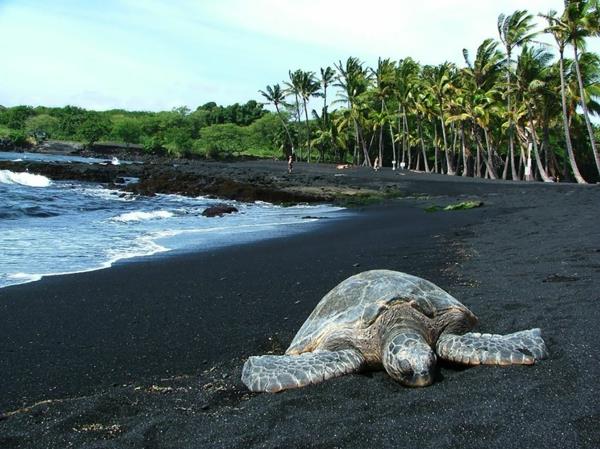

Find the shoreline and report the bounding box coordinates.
[0,204,348,291]
[1,198,478,411]
[1,158,599,448]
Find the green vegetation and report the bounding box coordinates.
[257,1,598,183]
[1,1,598,184]
[0,101,284,157]
[425,201,484,212]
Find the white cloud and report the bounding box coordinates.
[0,0,597,110]
[202,0,575,63]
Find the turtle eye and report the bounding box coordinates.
[398,359,414,377]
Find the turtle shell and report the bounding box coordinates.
[286,270,469,354]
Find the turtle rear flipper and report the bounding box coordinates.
[242,349,365,393]
[436,328,548,366]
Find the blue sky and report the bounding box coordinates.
[0,0,598,111]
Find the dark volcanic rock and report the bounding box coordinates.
[201,204,239,217]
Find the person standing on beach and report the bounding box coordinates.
[288,154,294,174]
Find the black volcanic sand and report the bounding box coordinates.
[1,162,599,449]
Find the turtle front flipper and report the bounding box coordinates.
[436,328,549,366]
[241,349,365,393]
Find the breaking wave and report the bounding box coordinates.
[0,170,51,187]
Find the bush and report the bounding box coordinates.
[112,116,142,147]
[4,106,35,130]
[78,113,111,148]
[25,114,59,142]
[141,136,166,154]
[195,123,247,159]
[163,127,193,156]
[7,130,32,148]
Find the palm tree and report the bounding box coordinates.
[426,62,458,175]
[298,71,321,162]
[334,57,372,166]
[542,10,588,183]
[498,10,538,180]
[285,70,305,160]
[371,58,396,167]
[259,84,295,157]
[560,0,600,176]
[462,38,505,178]
[513,46,554,182]
[395,58,420,169]
[320,66,336,127]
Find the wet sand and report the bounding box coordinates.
[0,162,599,449]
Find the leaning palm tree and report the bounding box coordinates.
[498,9,538,180]
[259,84,295,157]
[563,52,600,131]
[541,10,587,183]
[560,0,600,176]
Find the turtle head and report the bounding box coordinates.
[382,330,436,387]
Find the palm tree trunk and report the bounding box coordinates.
[518,147,526,179]
[483,128,498,179]
[274,104,294,157]
[352,119,360,165]
[356,120,371,167]
[398,106,405,166]
[389,123,397,169]
[293,93,303,161]
[379,100,385,166]
[505,48,518,181]
[439,113,456,175]
[573,45,600,176]
[451,123,459,175]
[558,48,587,184]
[322,86,328,128]
[433,124,439,173]
[525,106,551,182]
[302,98,312,163]
[509,137,518,180]
[403,108,412,169]
[502,152,510,179]
[417,118,430,173]
[474,127,494,177]
[473,128,481,178]
[378,124,384,167]
[461,124,468,177]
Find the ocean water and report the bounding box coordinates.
[0,150,136,165]
[0,155,345,289]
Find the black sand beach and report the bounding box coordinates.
[1,161,599,449]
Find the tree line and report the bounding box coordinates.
[0,101,286,159]
[262,1,600,183]
[1,1,598,183]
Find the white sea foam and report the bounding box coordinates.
[0,170,51,187]
[80,186,135,201]
[112,210,174,222]
[8,272,42,282]
[1,237,169,289]
[106,234,169,262]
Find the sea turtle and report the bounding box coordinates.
[242,270,548,393]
